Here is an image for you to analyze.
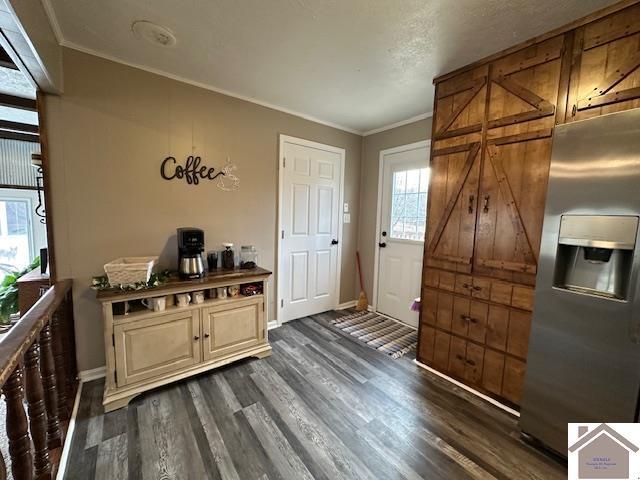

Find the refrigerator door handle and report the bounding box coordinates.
[630,263,640,344]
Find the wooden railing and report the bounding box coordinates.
[0,280,77,480]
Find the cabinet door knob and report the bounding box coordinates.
[472,285,482,291]
[469,317,478,324]
[466,359,476,366]
[194,335,199,340]
[204,333,210,338]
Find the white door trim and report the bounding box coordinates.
[277,134,346,326]
[372,140,430,312]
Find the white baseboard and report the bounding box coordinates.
[78,366,106,382]
[337,300,357,309]
[413,359,519,417]
[55,381,83,480]
[267,320,279,330]
[367,305,374,312]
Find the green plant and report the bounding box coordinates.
[0,256,41,324]
[91,270,171,292]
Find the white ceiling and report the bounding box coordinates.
[44,0,618,135]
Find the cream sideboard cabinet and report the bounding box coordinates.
[97,267,271,411]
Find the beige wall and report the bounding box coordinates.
[357,118,433,302]
[47,48,362,371]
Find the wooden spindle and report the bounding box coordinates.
[50,313,68,420]
[24,341,51,478]
[3,366,33,480]
[39,323,61,449]
[60,299,76,399]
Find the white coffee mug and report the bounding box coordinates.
[142,297,166,312]
[176,293,191,307]
[217,287,228,299]
[193,291,205,304]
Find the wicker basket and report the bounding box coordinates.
[104,256,158,287]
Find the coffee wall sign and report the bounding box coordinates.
[161,155,240,191]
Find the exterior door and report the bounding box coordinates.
[280,136,343,323]
[376,142,429,327]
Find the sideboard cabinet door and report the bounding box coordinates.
[202,297,264,361]
[114,310,201,386]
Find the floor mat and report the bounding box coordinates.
[329,310,417,359]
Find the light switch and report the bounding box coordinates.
[343,203,349,213]
[343,213,351,224]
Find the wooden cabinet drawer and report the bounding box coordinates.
[486,305,509,351]
[512,286,534,311]
[507,310,532,358]
[448,336,467,378]
[502,357,526,405]
[447,337,485,385]
[490,280,513,305]
[424,268,440,288]
[445,270,534,311]
[436,292,454,331]
[433,331,451,370]
[451,296,471,336]
[418,326,436,363]
[421,289,438,326]
[454,274,473,296]
[114,309,201,387]
[202,296,264,360]
[464,343,484,384]
[482,350,505,396]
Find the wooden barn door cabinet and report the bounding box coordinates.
[417,1,640,408]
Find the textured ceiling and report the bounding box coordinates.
[45,0,618,134]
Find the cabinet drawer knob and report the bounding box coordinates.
[460,314,471,321]
[194,335,200,340]
[466,359,476,366]
[456,354,464,360]
[469,317,478,324]
[204,333,210,338]
[472,285,482,291]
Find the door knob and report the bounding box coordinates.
[378,242,387,248]
[331,239,339,245]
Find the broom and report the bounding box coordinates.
[355,251,368,311]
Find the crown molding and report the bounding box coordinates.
[41,0,64,43]
[363,112,433,137]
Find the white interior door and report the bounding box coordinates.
[376,143,429,327]
[280,137,343,323]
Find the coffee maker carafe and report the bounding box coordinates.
[177,228,205,279]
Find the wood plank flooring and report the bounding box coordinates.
[63,310,566,479]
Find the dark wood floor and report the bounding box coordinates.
[63,310,566,479]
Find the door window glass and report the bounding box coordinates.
[390,168,429,241]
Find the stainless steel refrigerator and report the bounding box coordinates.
[520,108,640,455]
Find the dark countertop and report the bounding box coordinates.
[96,266,271,302]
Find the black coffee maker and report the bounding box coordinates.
[177,228,205,279]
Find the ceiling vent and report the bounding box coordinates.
[131,21,176,47]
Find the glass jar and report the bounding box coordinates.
[240,245,258,269]
[221,243,235,269]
